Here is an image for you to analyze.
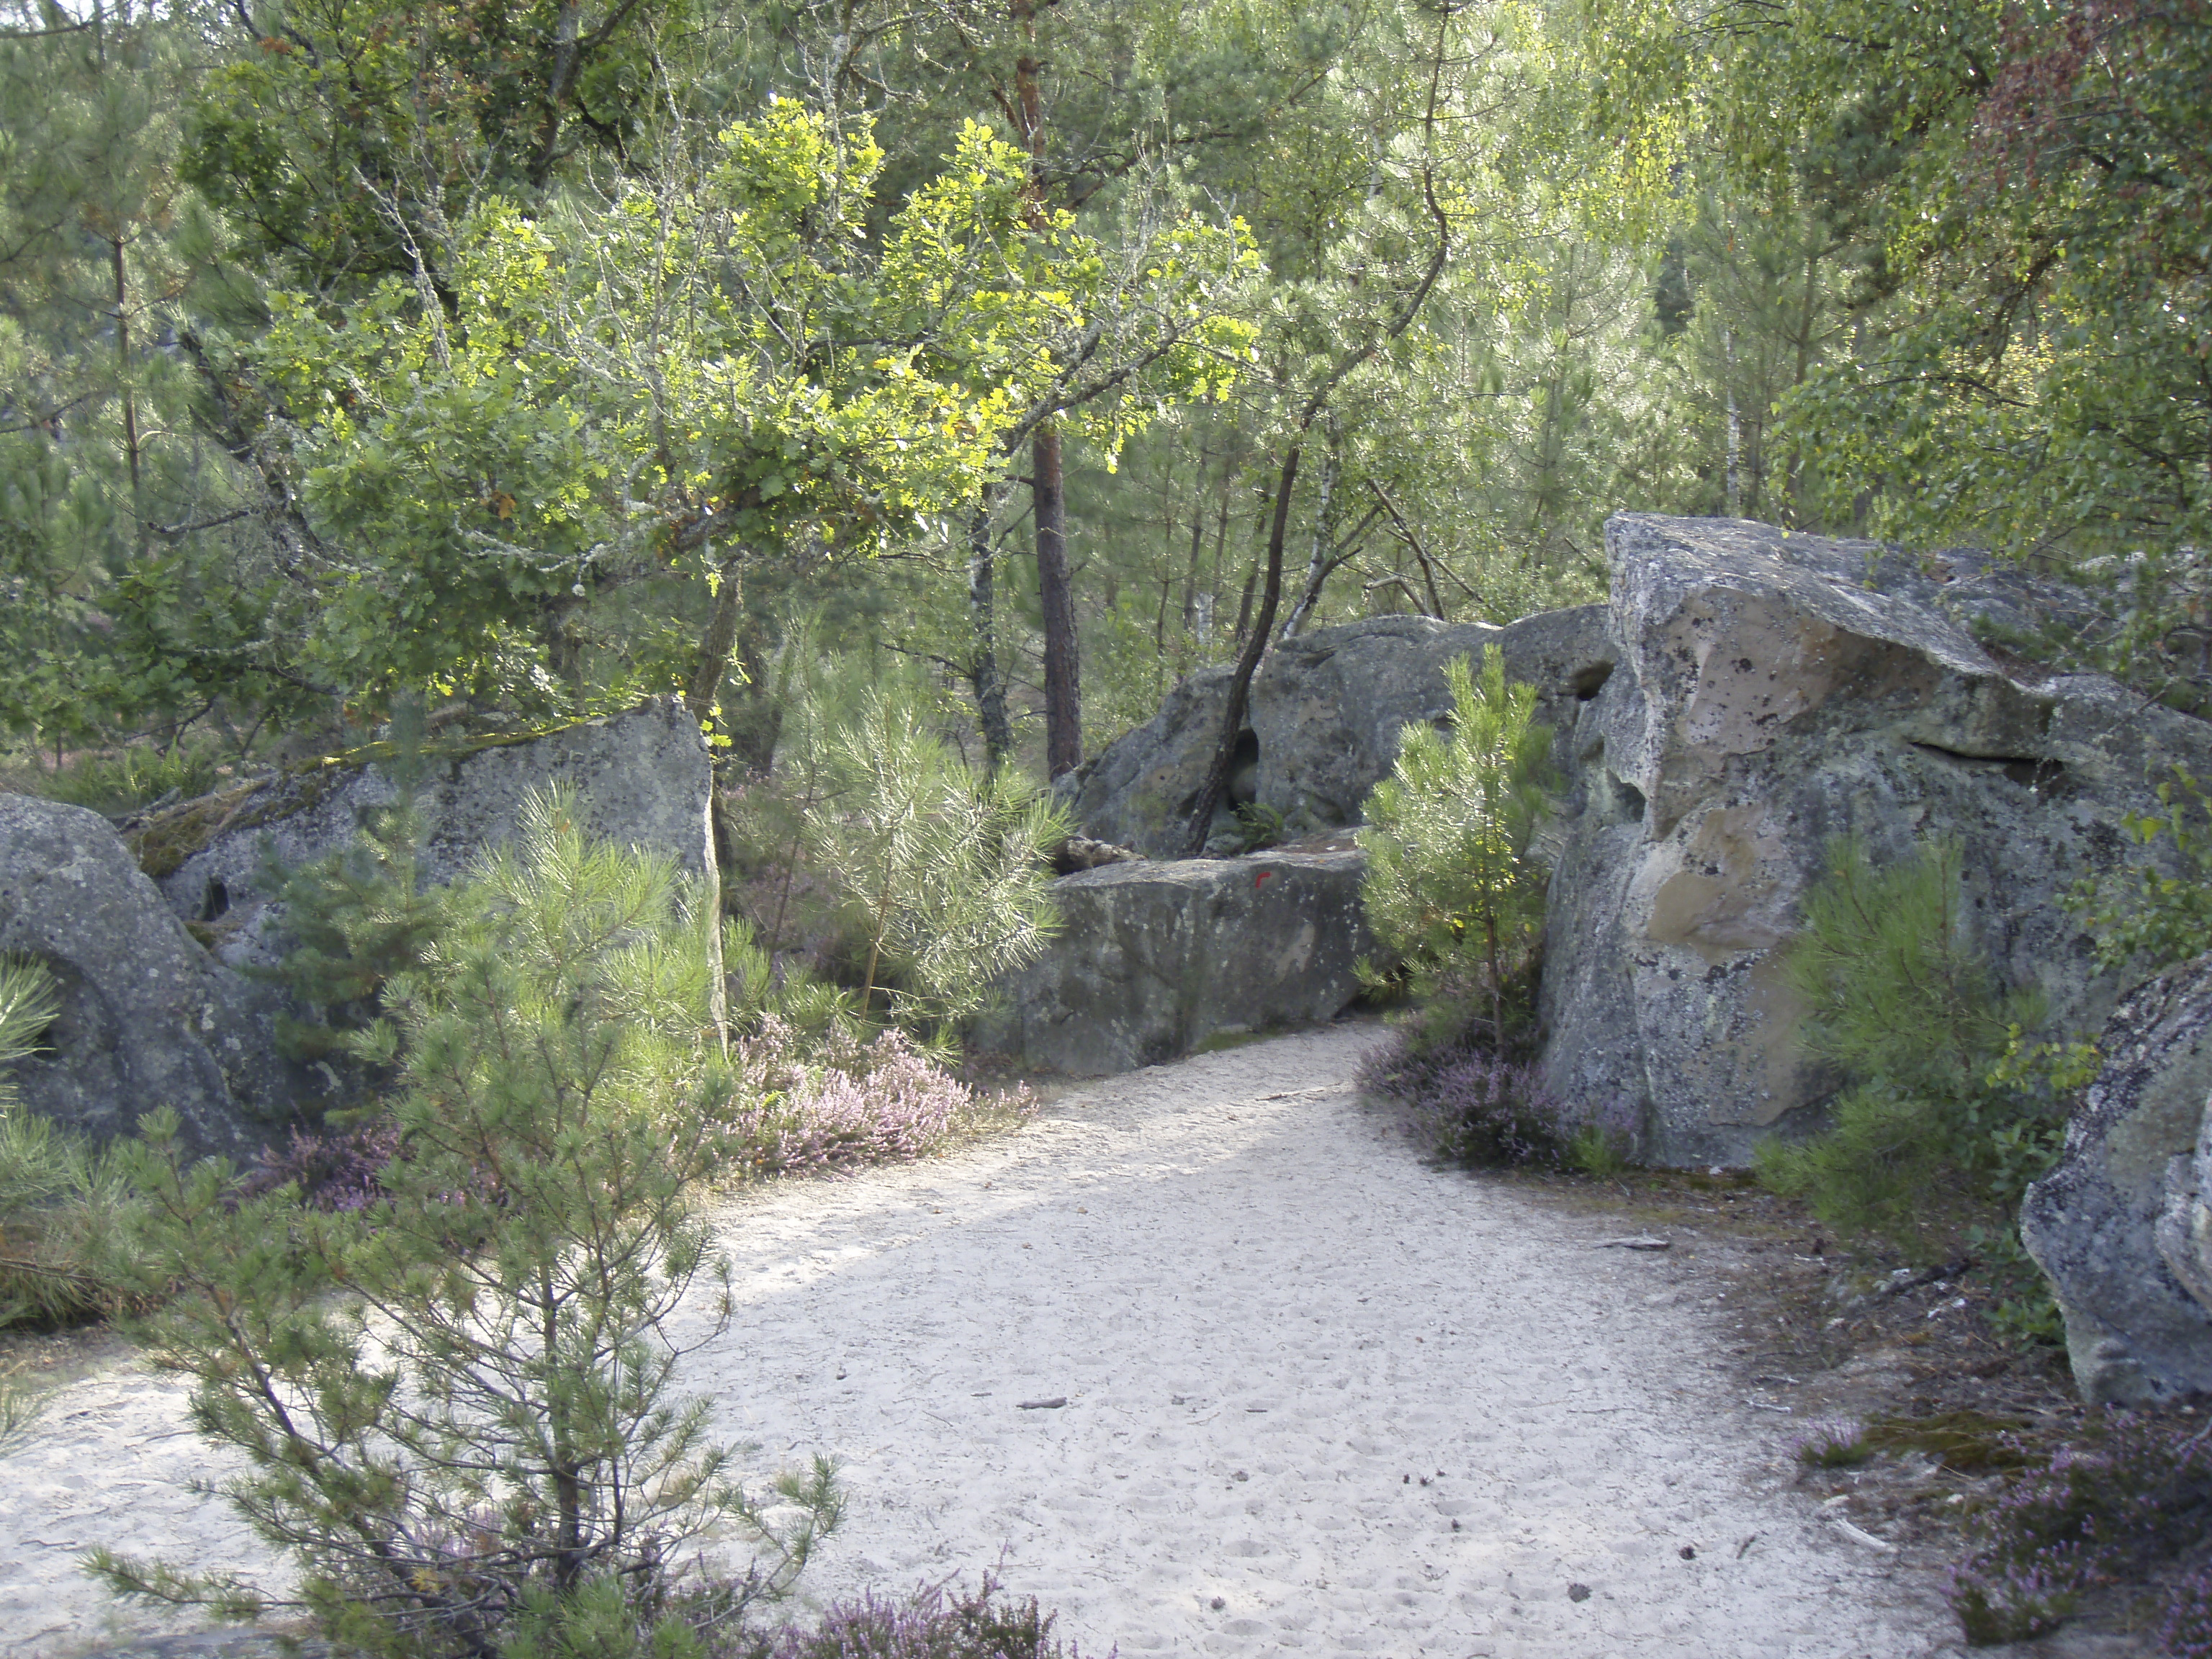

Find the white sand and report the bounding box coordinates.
[0,1023,1964,1657]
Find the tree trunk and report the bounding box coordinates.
[683,560,738,1052]
[966,488,1015,770]
[111,238,145,557]
[543,592,586,696]
[685,560,743,720]
[726,621,782,778]
[1280,431,1341,639]
[1724,325,1742,518]
[1183,444,1300,855]
[530,0,582,190]
[1181,450,1208,634]
[1012,0,1082,779]
[1232,559,1257,644]
[1034,419,1083,777]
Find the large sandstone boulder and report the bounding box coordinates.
[1061,609,1614,857]
[0,702,716,1156]
[975,847,1372,1073]
[0,796,305,1156]
[1542,514,2212,1166]
[2021,959,2212,1403]
[144,699,716,980]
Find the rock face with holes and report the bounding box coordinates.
[2021,958,2212,1404]
[153,698,717,980]
[0,794,305,1156]
[1058,609,1616,858]
[975,848,1373,1074]
[1542,513,2212,1167]
[0,703,717,1156]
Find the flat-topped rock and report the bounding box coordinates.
[975,848,1373,1073]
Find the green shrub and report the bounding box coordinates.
[88,791,839,1655]
[1226,799,1287,854]
[253,796,449,1069]
[1357,647,1555,1055]
[32,738,230,816]
[0,960,119,1436]
[1784,835,2038,1100]
[804,690,1068,1033]
[2064,762,2212,976]
[1758,837,2068,1286]
[1790,1420,1872,1470]
[0,958,56,1124]
[0,958,135,1340]
[1755,1083,1957,1249]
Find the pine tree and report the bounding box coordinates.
[90,791,839,1655]
[1357,646,1555,1052]
[804,689,1069,1033]
[1758,836,2051,1260]
[253,799,449,1069]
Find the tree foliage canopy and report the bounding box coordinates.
[1,0,2206,771]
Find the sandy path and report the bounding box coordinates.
[0,1023,1961,1657]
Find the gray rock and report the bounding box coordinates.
[1541,514,2212,1166]
[974,848,1373,1073]
[1061,610,1614,858]
[2159,1096,2212,1321]
[0,702,716,1158]
[2022,958,2212,1404]
[150,698,716,981]
[0,795,305,1156]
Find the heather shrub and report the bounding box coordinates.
[713,1020,1031,1180]
[745,1575,1094,1659]
[2160,1566,2212,1658]
[1948,1413,2212,1647]
[1359,1033,1637,1170]
[237,1115,404,1213]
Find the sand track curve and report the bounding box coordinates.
[1,1023,1961,1657]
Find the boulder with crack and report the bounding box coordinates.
[1542,513,2212,1166]
[975,849,1372,1074]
